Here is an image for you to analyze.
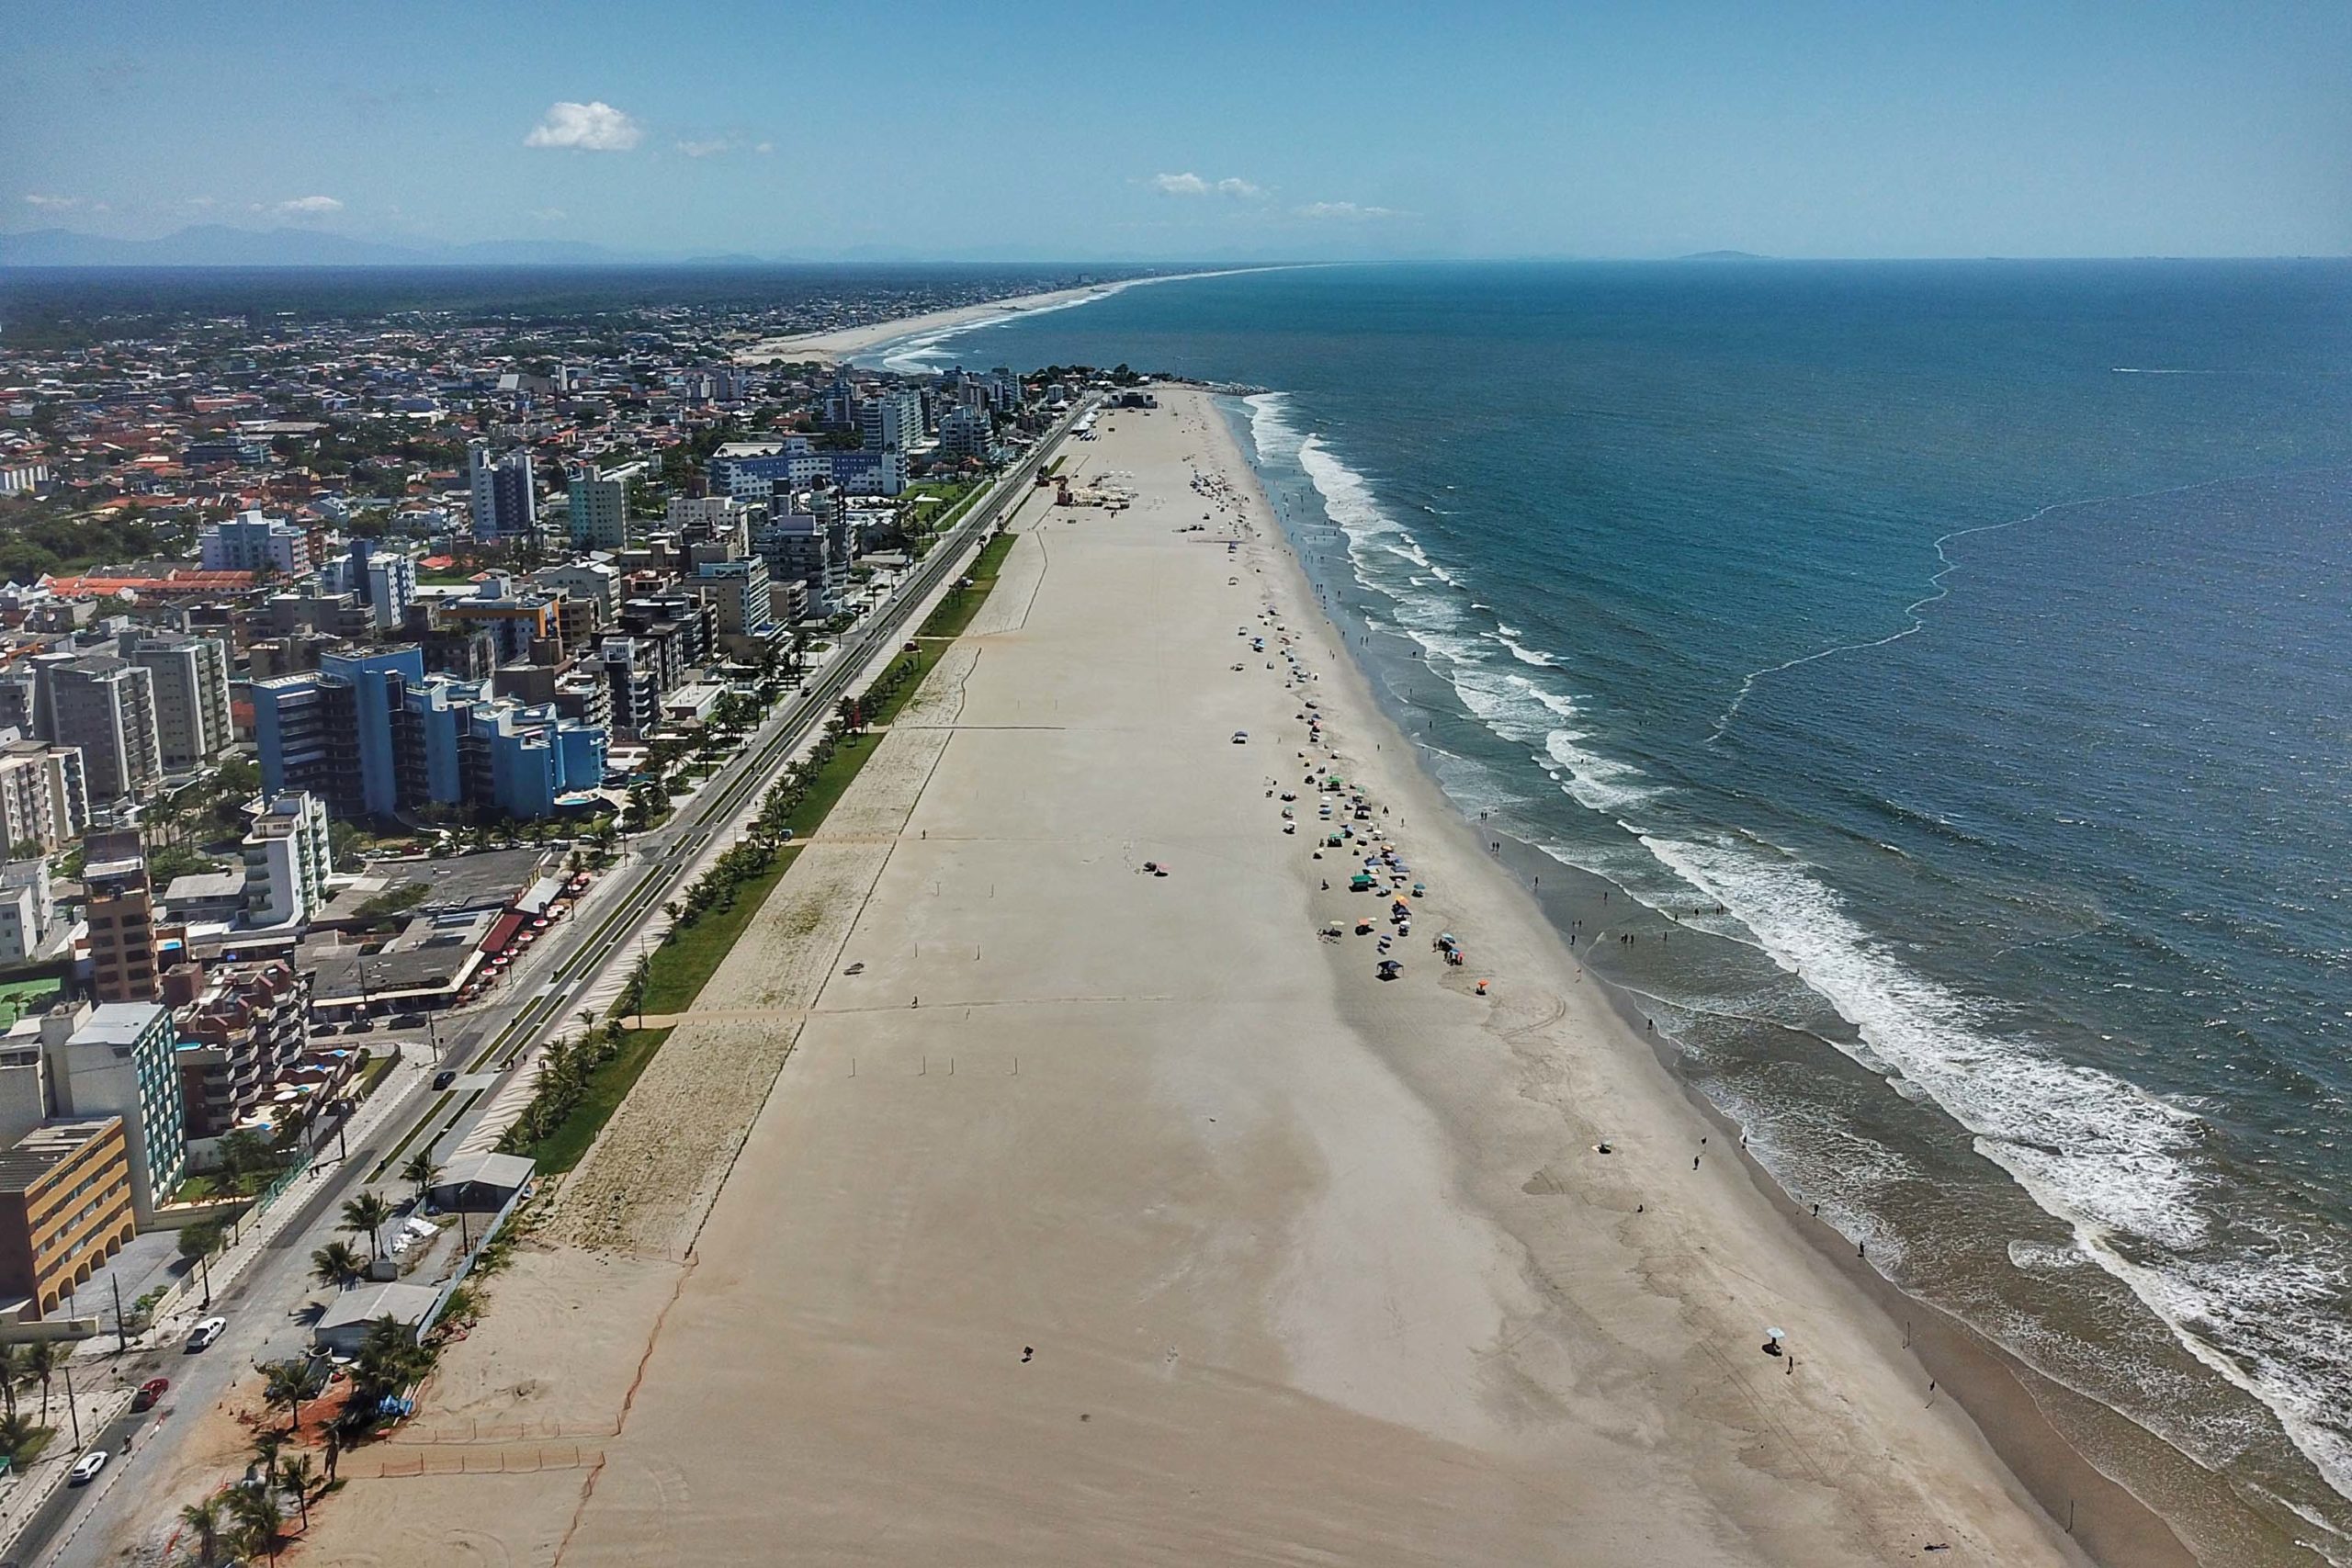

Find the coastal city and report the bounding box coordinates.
[6,6,2348,1567]
[0,274,1145,1563]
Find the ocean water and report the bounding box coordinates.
[873,261,2352,1562]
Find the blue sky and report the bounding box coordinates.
[5,1,2347,259]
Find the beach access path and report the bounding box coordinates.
[296,388,2086,1566]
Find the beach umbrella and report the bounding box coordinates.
[1764,1326,1788,1343]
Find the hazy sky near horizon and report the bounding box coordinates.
[5,1,2347,260]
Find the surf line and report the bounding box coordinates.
[1705,466,2335,746]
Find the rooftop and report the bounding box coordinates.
[0,1117,121,1195]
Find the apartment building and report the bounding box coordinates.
[198,510,313,576]
[0,740,88,852]
[0,1117,133,1316]
[40,1001,186,1225]
[242,790,333,927]
[39,654,162,804]
[81,830,161,1005]
[122,632,233,770]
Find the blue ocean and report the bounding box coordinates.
[871,261,2352,1562]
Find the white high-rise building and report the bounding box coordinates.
[242,790,334,928]
[198,511,312,576]
[859,389,925,453]
[569,471,630,551]
[469,444,537,541]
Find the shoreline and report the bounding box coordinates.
[297,385,2136,1564]
[1210,391,2185,1565]
[734,265,1287,365]
[1220,378,2325,1566]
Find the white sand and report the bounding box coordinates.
[735,269,1276,365]
[301,389,2084,1566]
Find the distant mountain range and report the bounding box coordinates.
[0,225,1416,270]
[0,225,658,268]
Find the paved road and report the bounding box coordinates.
[25,407,1082,1568]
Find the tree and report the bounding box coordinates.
[22,1337,57,1423]
[257,1358,327,1436]
[281,1450,318,1529]
[0,1342,24,1421]
[339,1192,394,1261]
[216,1129,274,1192]
[400,1148,439,1209]
[0,1408,33,1462]
[179,1220,226,1308]
[179,1495,227,1567]
[228,1484,284,1563]
[310,1240,367,1290]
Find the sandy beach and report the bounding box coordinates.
[299,388,2118,1567]
[735,269,1274,365]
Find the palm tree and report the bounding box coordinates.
[0,1343,23,1422]
[280,1451,318,1530]
[22,1337,57,1423]
[310,1240,366,1290]
[228,1484,284,1563]
[178,1495,227,1567]
[0,1409,35,1465]
[248,1428,285,1493]
[258,1358,327,1436]
[400,1148,439,1209]
[179,1219,225,1308]
[339,1191,394,1261]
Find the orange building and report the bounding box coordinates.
[0,1118,134,1317]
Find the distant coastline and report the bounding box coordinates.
[736,266,1287,367]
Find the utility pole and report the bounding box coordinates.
[111,1275,127,1353]
[61,1360,79,1449]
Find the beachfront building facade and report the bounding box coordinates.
[0,1116,134,1316]
[40,1001,187,1226]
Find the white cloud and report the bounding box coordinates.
[755,141,775,155]
[1295,200,1407,220]
[530,207,568,222]
[525,100,643,152]
[274,195,344,217]
[22,194,84,209]
[675,138,731,158]
[1151,172,1265,199]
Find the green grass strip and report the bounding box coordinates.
[508,526,1022,1172]
[527,1027,673,1176]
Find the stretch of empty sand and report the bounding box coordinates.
[301,389,2092,1567]
[737,269,1272,365]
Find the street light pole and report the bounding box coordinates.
[61,1359,79,1449]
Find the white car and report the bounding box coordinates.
[187,1315,227,1353]
[69,1449,107,1485]
[1231,731,1249,744]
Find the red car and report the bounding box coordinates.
[130,1377,169,1412]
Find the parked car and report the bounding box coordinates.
[68,1450,107,1485]
[130,1377,169,1412]
[186,1316,227,1353]
[391,1012,427,1031]
[432,1069,458,1090]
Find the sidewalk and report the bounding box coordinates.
[141,1048,437,1346]
[0,1384,131,1562]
